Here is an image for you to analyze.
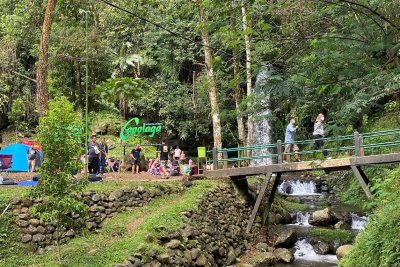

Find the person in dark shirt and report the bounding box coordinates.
[0,134,2,150]
[157,140,170,178]
[28,148,37,172]
[88,135,100,174]
[131,145,142,174]
[98,137,108,174]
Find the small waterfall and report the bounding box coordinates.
[294,239,338,263]
[251,65,277,166]
[278,180,319,195]
[351,213,368,230]
[291,212,311,226]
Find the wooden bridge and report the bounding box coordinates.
[203,129,400,233]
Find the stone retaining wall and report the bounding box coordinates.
[116,184,268,267]
[12,184,182,252]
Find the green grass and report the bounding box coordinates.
[308,228,355,244]
[85,180,176,194]
[0,187,29,201]
[279,198,309,212]
[2,180,219,267]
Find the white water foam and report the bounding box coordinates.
[294,239,338,263]
[351,213,368,230]
[251,65,276,166]
[278,180,320,195]
[290,212,311,226]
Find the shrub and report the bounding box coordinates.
[31,97,87,262]
[340,167,400,266]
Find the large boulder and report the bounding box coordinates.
[310,208,338,226]
[270,204,292,224]
[274,248,294,263]
[253,252,279,267]
[273,228,297,248]
[336,245,353,260]
[312,241,332,255]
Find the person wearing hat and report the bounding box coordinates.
[88,135,100,174]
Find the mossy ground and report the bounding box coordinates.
[308,228,355,244]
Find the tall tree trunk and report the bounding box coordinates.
[242,2,253,147]
[196,0,222,149]
[36,0,57,117]
[231,3,246,145]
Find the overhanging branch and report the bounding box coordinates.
[320,0,400,31]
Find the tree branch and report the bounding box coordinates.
[10,70,37,83]
[255,34,368,44]
[320,0,400,31]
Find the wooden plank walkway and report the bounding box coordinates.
[204,152,400,178]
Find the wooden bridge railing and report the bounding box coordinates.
[206,129,400,169]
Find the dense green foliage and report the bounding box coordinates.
[0,0,398,145]
[32,97,87,232]
[340,166,400,267]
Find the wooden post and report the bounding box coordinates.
[246,173,272,234]
[351,165,372,198]
[223,151,228,169]
[354,131,361,157]
[359,134,364,156]
[262,172,282,226]
[212,148,218,170]
[277,140,282,164]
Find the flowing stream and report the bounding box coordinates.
[274,178,368,267]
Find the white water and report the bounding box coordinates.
[290,212,311,226]
[279,180,319,195]
[351,213,368,230]
[251,65,275,166]
[294,239,338,264]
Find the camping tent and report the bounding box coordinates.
[0,144,43,172]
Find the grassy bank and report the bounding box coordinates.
[1,180,219,267]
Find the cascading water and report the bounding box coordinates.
[291,212,311,226]
[351,213,368,230]
[251,65,277,166]
[279,180,319,195]
[293,239,338,264]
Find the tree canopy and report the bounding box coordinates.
[0,0,399,146]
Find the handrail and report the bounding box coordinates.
[207,128,400,167]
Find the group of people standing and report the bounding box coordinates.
[284,113,330,162]
[87,135,108,174]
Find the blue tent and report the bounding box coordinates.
[0,144,43,172]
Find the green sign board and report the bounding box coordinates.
[198,147,206,158]
[120,117,162,141]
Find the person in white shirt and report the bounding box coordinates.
[174,146,182,161]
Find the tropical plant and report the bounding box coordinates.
[31,96,87,264]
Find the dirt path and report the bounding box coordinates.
[125,196,183,233]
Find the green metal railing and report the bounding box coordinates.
[206,129,400,169]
